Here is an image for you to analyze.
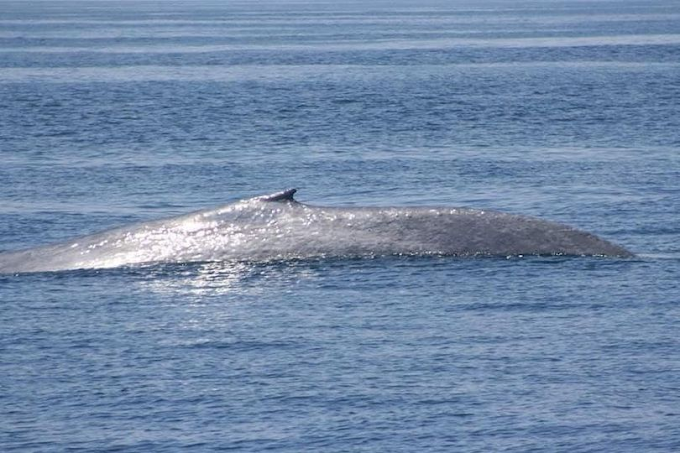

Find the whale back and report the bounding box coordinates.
[0,190,632,273]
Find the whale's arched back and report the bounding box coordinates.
[0,189,633,273]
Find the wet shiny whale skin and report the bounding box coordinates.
[0,189,632,273]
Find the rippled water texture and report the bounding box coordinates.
[1,1,679,452]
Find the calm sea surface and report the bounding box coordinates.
[1,1,679,451]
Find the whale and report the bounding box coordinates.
[0,189,632,273]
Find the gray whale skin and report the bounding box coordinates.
[0,189,632,273]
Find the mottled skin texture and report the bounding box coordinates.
[0,189,632,273]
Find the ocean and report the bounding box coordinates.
[1,0,679,451]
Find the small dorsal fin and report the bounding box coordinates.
[260,188,298,202]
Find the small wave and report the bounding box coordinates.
[636,253,680,261]
[170,338,296,352]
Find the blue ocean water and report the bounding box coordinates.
[1,0,679,451]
